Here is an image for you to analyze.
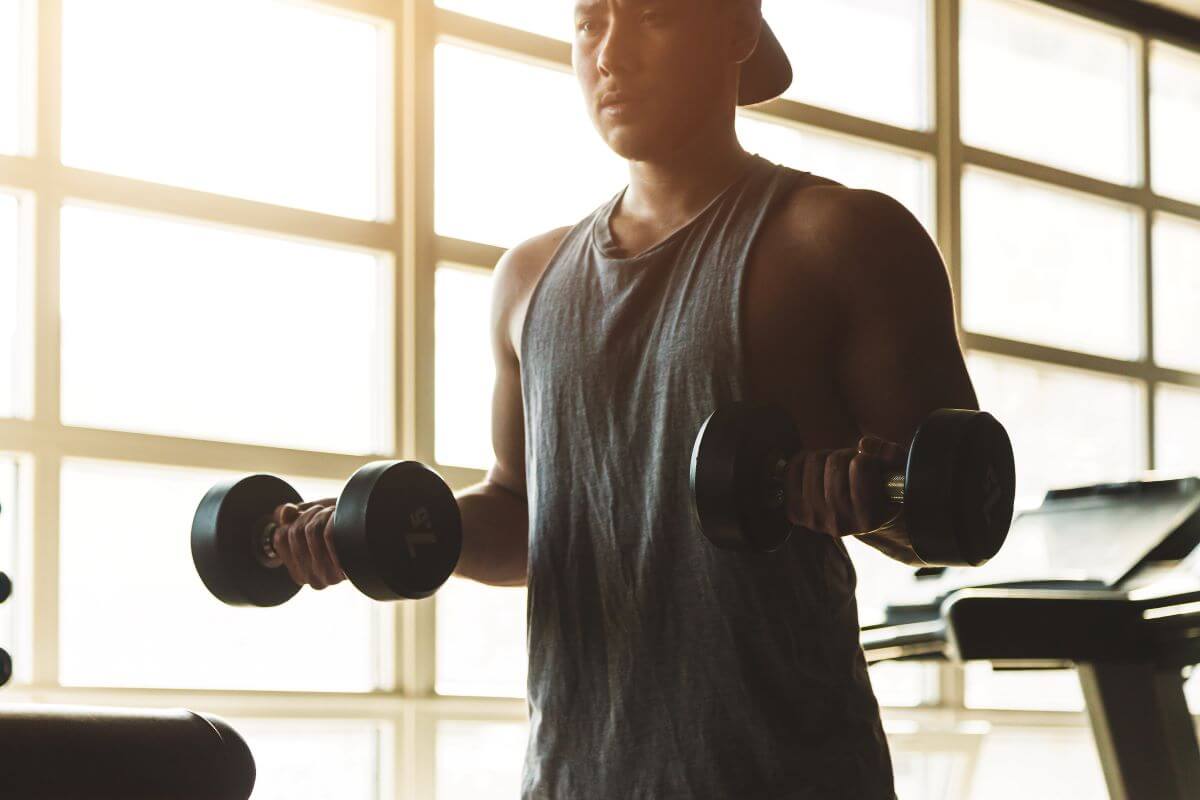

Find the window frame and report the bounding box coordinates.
[0,1,1197,797]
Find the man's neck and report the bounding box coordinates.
[620,123,754,232]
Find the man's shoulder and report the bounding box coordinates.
[494,226,573,298]
[769,178,910,249]
[492,225,574,356]
[760,177,935,288]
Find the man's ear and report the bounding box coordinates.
[729,0,763,66]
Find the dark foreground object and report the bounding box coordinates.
[0,704,256,799]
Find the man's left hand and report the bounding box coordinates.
[785,436,907,538]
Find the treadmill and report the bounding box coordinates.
[861,476,1200,800]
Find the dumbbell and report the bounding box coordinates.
[191,461,462,607]
[689,404,1016,566]
[0,570,10,687]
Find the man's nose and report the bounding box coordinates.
[596,19,637,77]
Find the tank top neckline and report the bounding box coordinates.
[590,153,771,264]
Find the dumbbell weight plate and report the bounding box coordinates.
[192,475,303,607]
[690,403,802,552]
[332,461,463,601]
[904,409,1015,567]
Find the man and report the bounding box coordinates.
[275,1,978,796]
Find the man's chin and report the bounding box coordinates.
[602,127,671,163]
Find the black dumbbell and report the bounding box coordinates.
[689,403,1016,566]
[191,461,463,607]
[0,570,9,688]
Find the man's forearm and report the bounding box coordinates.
[453,480,529,586]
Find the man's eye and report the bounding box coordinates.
[641,10,663,23]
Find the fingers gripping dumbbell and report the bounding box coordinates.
[191,461,463,607]
[689,404,1016,566]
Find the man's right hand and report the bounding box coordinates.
[271,499,346,590]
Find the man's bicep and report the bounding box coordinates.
[487,350,527,495]
[833,192,978,448]
[486,248,529,496]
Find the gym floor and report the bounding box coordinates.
[0,0,1199,798]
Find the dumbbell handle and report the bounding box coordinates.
[253,520,287,569]
[885,473,906,504]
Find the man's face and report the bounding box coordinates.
[573,0,739,161]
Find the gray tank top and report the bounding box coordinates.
[519,154,895,799]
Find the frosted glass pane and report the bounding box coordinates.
[763,0,930,129]
[59,459,379,691]
[435,44,626,249]
[0,193,19,418]
[436,720,527,800]
[1153,214,1200,373]
[436,0,570,41]
[1151,42,1200,206]
[236,720,380,800]
[1157,383,1200,478]
[60,204,388,454]
[62,0,383,220]
[0,459,19,672]
[961,0,1138,185]
[866,661,930,709]
[889,729,984,799]
[0,0,23,155]
[967,352,1145,509]
[737,115,934,234]
[965,663,1084,711]
[846,539,924,629]
[436,577,527,699]
[962,168,1142,360]
[435,267,495,470]
[968,726,1106,799]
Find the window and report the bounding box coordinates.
[58,459,378,691]
[1152,213,1200,374]
[0,192,22,419]
[1151,41,1200,206]
[1156,383,1200,477]
[59,204,392,454]
[967,725,1108,798]
[434,44,625,249]
[961,0,1140,184]
[435,577,527,699]
[763,0,931,130]
[0,0,27,155]
[965,662,1085,712]
[237,720,382,800]
[436,0,571,42]
[435,266,495,470]
[961,168,1142,361]
[966,353,1145,508]
[436,719,527,800]
[61,0,386,220]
